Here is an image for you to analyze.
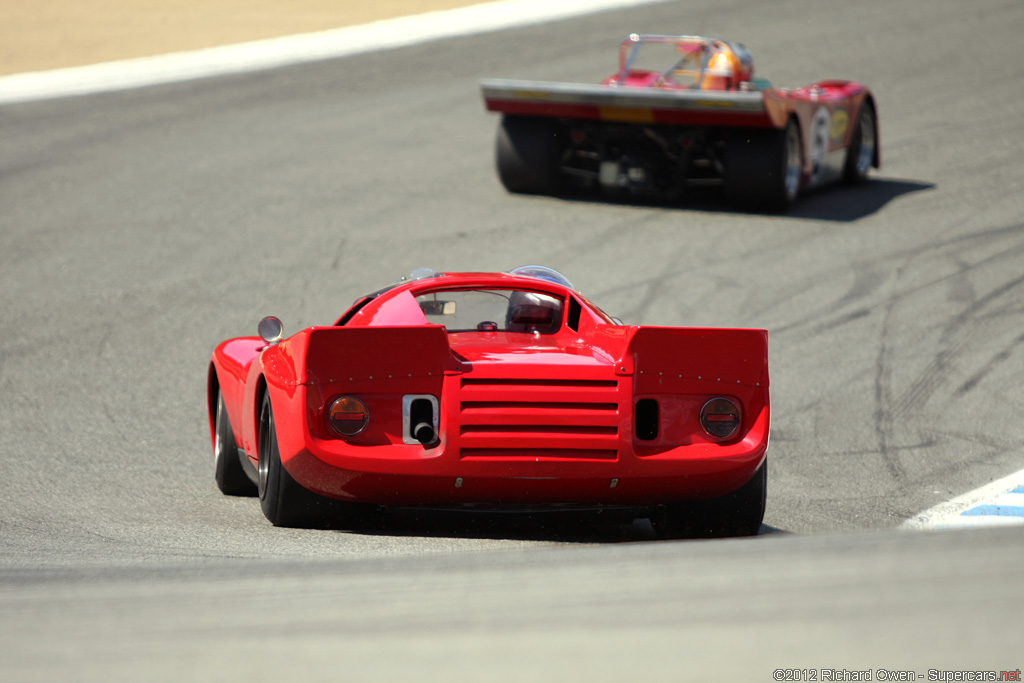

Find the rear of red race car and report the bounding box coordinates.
[251,322,769,537]
[209,270,770,537]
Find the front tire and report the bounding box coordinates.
[843,101,877,184]
[652,460,767,539]
[214,392,256,496]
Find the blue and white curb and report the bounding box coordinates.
[0,0,668,105]
[902,468,1024,530]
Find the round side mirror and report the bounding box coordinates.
[258,316,284,344]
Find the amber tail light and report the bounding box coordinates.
[700,398,740,439]
[328,397,369,437]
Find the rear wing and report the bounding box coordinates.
[481,78,780,128]
[261,326,459,392]
[301,326,459,385]
[620,327,769,392]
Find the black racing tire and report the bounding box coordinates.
[651,460,767,540]
[842,101,877,184]
[258,393,333,528]
[495,114,566,195]
[725,118,802,211]
[214,392,257,496]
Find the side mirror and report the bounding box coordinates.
[258,316,284,344]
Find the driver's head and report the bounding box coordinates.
[700,42,753,90]
[505,291,561,333]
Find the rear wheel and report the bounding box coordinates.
[495,114,566,195]
[843,101,876,184]
[651,460,767,539]
[725,119,802,210]
[258,393,337,527]
[214,392,256,496]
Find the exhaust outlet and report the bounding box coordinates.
[403,395,439,446]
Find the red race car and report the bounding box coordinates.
[481,34,879,209]
[208,267,770,538]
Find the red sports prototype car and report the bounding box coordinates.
[208,267,770,538]
[481,34,879,209]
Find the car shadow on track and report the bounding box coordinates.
[347,507,659,543]
[783,178,935,222]
[334,507,791,543]
[549,177,934,222]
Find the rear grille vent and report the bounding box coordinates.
[460,378,618,388]
[458,377,620,460]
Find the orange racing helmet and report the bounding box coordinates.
[700,41,754,90]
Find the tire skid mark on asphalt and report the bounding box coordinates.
[871,260,904,486]
[902,468,1024,530]
[864,221,1024,498]
[889,231,1024,421]
[955,328,1024,397]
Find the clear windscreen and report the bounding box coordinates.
[623,38,711,88]
[415,289,563,334]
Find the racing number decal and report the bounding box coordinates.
[809,107,831,184]
[830,109,849,142]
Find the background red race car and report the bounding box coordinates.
[481,33,879,209]
[208,266,770,538]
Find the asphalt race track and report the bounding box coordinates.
[2,0,1024,679]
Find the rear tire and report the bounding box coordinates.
[495,115,566,195]
[652,460,767,539]
[725,119,802,211]
[214,392,256,496]
[258,393,336,528]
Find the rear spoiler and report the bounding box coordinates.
[304,326,459,384]
[263,326,459,389]
[481,78,780,128]
[620,327,769,391]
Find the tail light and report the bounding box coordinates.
[328,397,369,437]
[700,398,740,439]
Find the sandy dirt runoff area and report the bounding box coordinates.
[0,1,493,76]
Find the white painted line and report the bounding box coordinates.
[901,468,1024,530]
[0,0,667,105]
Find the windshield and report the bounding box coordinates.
[415,289,563,334]
[620,37,703,84]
